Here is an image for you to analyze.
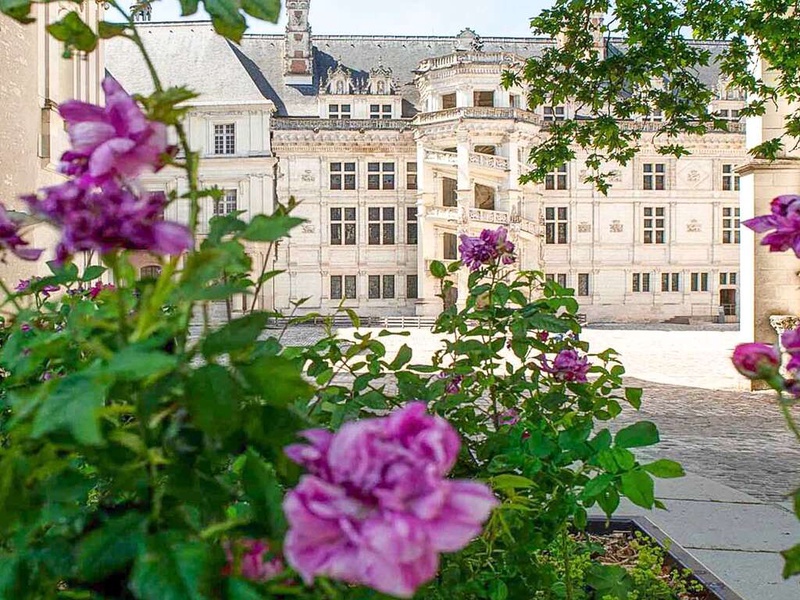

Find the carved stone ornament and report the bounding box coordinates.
[301,223,315,234]
[301,169,315,182]
[687,170,701,183]
[609,220,623,233]
[686,219,701,233]
[578,221,591,233]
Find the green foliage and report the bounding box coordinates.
[46,11,98,57]
[511,0,800,191]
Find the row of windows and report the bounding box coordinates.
[330,206,417,246]
[330,162,418,191]
[330,275,418,300]
[544,206,740,245]
[328,104,395,120]
[631,271,738,293]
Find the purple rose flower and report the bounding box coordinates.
[20,323,32,333]
[23,180,192,261]
[437,372,464,394]
[58,77,168,181]
[542,349,591,383]
[283,403,498,598]
[0,204,42,262]
[223,539,284,583]
[15,279,30,292]
[499,408,520,426]
[743,195,800,258]
[88,281,115,299]
[458,226,516,271]
[732,343,781,380]
[781,330,800,372]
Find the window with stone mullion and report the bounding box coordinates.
[330,207,356,245]
[545,206,568,244]
[368,207,395,245]
[370,104,393,119]
[368,162,395,190]
[722,206,740,244]
[643,206,666,244]
[328,104,352,120]
[330,162,356,190]
[643,163,666,190]
[545,164,568,190]
[213,123,235,155]
[214,189,238,216]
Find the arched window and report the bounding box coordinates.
[140,265,162,279]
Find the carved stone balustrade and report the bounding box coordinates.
[469,152,509,171]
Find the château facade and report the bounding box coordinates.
[107,1,746,322]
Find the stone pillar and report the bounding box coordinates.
[740,54,800,388]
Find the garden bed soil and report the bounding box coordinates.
[587,516,744,600]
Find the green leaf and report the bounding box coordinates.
[781,543,800,578]
[597,488,620,516]
[388,344,413,370]
[32,372,110,445]
[587,564,632,599]
[642,459,685,479]
[97,20,127,39]
[240,0,280,22]
[239,355,314,407]
[227,578,264,600]
[488,580,509,600]
[204,0,247,42]
[242,214,305,242]
[202,312,270,357]
[624,386,643,409]
[179,0,200,16]
[620,470,656,509]
[615,421,660,448]
[492,474,535,491]
[0,0,33,23]
[130,534,218,600]
[77,512,147,581]
[242,451,287,537]
[105,346,179,381]
[429,260,447,278]
[583,474,614,498]
[47,12,98,55]
[80,265,107,281]
[185,365,243,436]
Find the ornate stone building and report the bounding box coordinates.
[0,2,104,283]
[106,2,746,321]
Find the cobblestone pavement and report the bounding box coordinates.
[615,378,800,504]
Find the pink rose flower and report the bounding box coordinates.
[223,539,284,583]
[499,408,520,426]
[0,205,42,262]
[458,227,516,271]
[58,77,168,181]
[542,349,591,383]
[283,403,497,598]
[732,343,781,379]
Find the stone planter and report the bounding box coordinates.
[587,516,744,600]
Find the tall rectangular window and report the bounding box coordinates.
[545,207,568,244]
[406,206,418,245]
[370,104,393,119]
[543,106,565,121]
[367,162,395,190]
[330,162,356,190]
[442,93,457,109]
[661,272,681,292]
[545,273,568,287]
[331,275,357,300]
[643,207,666,244]
[643,163,666,190]
[406,162,418,190]
[328,104,351,119]
[213,124,235,155]
[722,164,740,191]
[720,272,738,286]
[407,274,418,299]
[368,207,395,245]
[722,206,740,244]
[442,177,458,207]
[632,272,651,292]
[545,164,568,190]
[691,272,710,292]
[473,91,495,107]
[509,94,521,109]
[214,189,237,215]
[578,273,590,297]
[443,233,458,260]
[330,207,356,245]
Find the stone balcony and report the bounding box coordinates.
[414,106,541,127]
[469,152,509,171]
[424,149,458,166]
[272,117,411,131]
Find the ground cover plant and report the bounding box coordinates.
[0,1,687,598]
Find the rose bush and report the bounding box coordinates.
[0,1,681,599]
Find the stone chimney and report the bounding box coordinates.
[284,0,313,86]
[130,2,152,22]
[589,12,606,59]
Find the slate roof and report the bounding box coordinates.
[105,21,729,118]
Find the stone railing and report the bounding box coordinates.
[424,206,460,221]
[468,208,510,225]
[424,149,458,165]
[272,118,410,131]
[414,107,541,127]
[417,51,520,73]
[469,152,509,171]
